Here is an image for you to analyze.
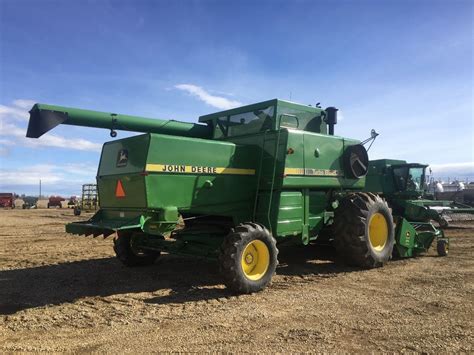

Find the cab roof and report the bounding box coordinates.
[198,98,323,123]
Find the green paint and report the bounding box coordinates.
[394,217,446,257]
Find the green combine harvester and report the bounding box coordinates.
[26,100,449,293]
[366,160,474,230]
[364,160,461,257]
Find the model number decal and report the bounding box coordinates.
[284,168,342,177]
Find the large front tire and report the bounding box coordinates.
[219,223,278,294]
[113,231,161,267]
[334,192,395,268]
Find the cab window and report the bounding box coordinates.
[216,106,274,137]
[393,166,424,191]
[407,167,424,191]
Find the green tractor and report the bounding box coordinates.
[26,100,445,293]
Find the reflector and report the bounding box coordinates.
[115,180,126,198]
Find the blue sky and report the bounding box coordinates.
[0,0,472,196]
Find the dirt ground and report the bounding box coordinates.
[0,209,472,352]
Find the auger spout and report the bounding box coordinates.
[26,103,212,139]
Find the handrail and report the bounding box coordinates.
[266,115,283,232]
[252,130,267,221]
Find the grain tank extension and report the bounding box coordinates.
[26,99,445,293]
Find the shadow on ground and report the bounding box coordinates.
[276,243,358,276]
[0,244,353,314]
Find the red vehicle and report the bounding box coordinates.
[47,196,65,208]
[0,193,15,208]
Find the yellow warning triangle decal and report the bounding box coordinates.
[115,180,126,198]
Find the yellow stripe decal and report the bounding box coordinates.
[284,168,342,177]
[146,164,255,176]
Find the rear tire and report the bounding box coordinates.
[113,231,161,267]
[219,223,278,294]
[334,192,395,268]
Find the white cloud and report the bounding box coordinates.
[61,163,98,176]
[0,146,8,157]
[0,138,14,157]
[0,122,102,152]
[0,122,28,136]
[0,104,29,121]
[36,135,102,151]
[0,163,96,187]
[12,99,36,110]
[0,100,102,152]
[0,164,63,185]
[0,138,14,145]
[429,162,474,173]
[0,98,36,122]
[175,84,242,110]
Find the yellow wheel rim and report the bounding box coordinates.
[368,212,388,252]
[241,240,270,281]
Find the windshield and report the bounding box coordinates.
[408,167,424,191]
[215,106,274,137]
[393,166,425,192]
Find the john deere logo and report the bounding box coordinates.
[116,149,128,167]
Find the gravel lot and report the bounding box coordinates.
[0,209,472,352]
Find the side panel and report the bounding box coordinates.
[227,130,287,191]
[145,134,258,221]
[255,190,303,237]
[276,191,304,236]
[276,101,327,134]
[304,132,343,178]
[365,159,407,194]
[308,190,328,234]
[255,189,329,240]
[282,131,365,189]
[97,134,150,208]
[284,130,305,176]
[98,175,147,208]
[98,135,150,176]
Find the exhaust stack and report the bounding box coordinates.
[325,106,338,135]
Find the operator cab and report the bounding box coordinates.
[199,99,331,139]
[365,159,430,197]
[391,163,428,196]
